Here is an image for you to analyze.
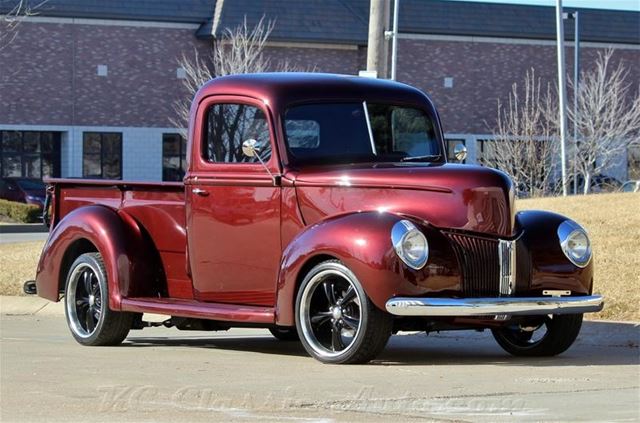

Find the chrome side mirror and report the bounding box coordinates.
[242,138,259,158]
[453,143,467,162]
[241,139,281,186]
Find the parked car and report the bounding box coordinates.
[0,178,46,208]
[26,74,603,364]
[620,180,640,193]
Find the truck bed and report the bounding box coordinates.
[46,178,191,298]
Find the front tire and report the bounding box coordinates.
[492,314,583,357]
[269,326,299,341]
[295,260,393,364]
[64,252,134,346]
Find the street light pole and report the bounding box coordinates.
[556,0,569,196]
[389,0,399,80]
[573,11,580,195]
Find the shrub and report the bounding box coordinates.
[0,199,42,223]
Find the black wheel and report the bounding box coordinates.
[295,260,393,364]
[269,326,299,341]
[64,252,134,346]
[492,314,583,357]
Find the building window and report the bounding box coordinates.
[446,139,466,163]
[476,139,499,166]
[83,132,122,179]
[0,131,61,179]
[162,133,186,181]
[204,103,271,163]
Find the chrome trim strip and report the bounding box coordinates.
[362,101,377,155]
[385,295,604,316]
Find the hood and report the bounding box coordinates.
[290,163,515,238]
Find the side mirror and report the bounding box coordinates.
[242,138,260,158]
[242,139,281,186]
[453,143,467,162]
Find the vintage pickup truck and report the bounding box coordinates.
[28,73,603,364]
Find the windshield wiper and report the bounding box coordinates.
[400,154,441,162]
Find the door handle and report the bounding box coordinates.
[192,188,209,196]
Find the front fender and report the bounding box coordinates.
[516,210,593,295]
[35,205,159,310]
[275,212,459,325]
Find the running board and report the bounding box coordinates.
[120,298,275,324]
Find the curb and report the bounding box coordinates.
[0,295,64,316]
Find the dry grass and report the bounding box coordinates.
[0,193,638,321]
[0,241,44,296]
[518,192,640,321]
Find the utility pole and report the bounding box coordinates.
[556,0,569,196]
[366,0,390,78]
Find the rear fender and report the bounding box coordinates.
[35,205,160,310]
[275,212,433,326]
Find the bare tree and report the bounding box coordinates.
[0,0,43,50]
[172,16,298,131]
[486,69,559,198]
[567,49,640,194]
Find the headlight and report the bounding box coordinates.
[391,220,429,269]
[557,220,592,268]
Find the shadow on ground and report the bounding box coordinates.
[123,320,639,367]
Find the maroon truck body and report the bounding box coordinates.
[33,73,603,363]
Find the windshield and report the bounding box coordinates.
[284,102,442,165]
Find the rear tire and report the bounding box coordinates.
[64,252,134,346]
[492,314,583,357]
[295,260,393,364]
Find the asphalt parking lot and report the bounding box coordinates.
[1,315,638,422]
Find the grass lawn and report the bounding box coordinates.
[0,240,44,296]
[0,192,637,321]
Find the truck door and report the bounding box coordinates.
[186,97,281,307]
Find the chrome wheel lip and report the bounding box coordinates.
[66,262,103,339]
[299,267,363,359]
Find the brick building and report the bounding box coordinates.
[1,0,638,182]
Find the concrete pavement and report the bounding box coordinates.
[0,224,49,244]
[1,312,638,422]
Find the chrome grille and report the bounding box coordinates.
[445,232,519,297]
[498,239,516,296]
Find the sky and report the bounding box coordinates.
[446,0,640,11]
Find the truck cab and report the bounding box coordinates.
[32,73,603,364]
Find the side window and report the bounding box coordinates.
[390,108,436,156]
[204,103,271,163]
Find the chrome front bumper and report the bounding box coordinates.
[385,295,604,317]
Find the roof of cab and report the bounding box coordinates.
[194,73,434,111]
